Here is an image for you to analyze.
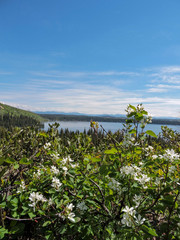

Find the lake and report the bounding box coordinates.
[43,121,180,135]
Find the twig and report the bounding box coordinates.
[5,216,41,221]
[89,178,111,216]
[100,125,122,164]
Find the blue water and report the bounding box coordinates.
[43,121,180,135]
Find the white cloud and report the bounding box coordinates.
[1,66,180,117]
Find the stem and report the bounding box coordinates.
[89,178,111,216]
[166,191,179,239]
[0,208,5,227]
[5,216,41,221]
[100,125,122,164]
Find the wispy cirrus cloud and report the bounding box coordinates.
[1,66,180,117]
[0,71,13,75]
[30,70,140,79]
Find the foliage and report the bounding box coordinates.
[0,104,180,239]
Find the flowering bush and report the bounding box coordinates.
[0,104,180,239]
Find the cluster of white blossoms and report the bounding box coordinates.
[108,178,121,192]
[61,156,79,169]
[126,104,145,116]
[58,203,76,222]
[120,165,150,187]
[162,149,180,162]
[152,149,180,162]
[126,105,135,116]
[51,177,62,190]
[136,104,144,112]
[122,135,135,148]
[51,152,60,160]
[121,206,145,227]
[29,192,47,212]
[144,145,154,156]
[33,164,47,178]
[17,180,26,194]
[44,142,51,150]
[50,165,60,175]
[140,113,152,127]
[133,194,142,208]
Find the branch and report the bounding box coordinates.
[5,216,41,221]
[89,178,111,216]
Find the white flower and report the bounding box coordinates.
[70,163,78,168]
[126,105,134,115]
[120,165,135,176]
[44,142,51,150]
[121,206,136,227]
[57,212,66,220]
[48,198,53,206]
[62,166,68,175]
[17,180,26,193]
[152,155,158,159]
[135,174,150,185]
[169,165,176,175]
[29,192,37,203]
[50,166,60,175]
[68,212,76,222]
[135,214,145,225]
[121,215,133,227]
[62,156,73,165]
[122,206,136,216]
[51,177,62,190]
[51,153,60,160]
[137,104,144,112]
[33,169,42,178]
[29,192,47,211]
[163,149,180,162]
[66,203,74,212]
[133,195,141,208]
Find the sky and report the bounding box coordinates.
[0,0,180,118]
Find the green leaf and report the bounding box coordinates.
[141,225,158,236]
[0,158,4,165]
[104,148,118,154]
[0,167,8,178]
[19,157,32,165]
[145,130,157,138]
[128,129,136,134]
[11,197,18,207]
[5,158,15,164]
[129,104,136,111]
[13,163,19,169]
[87,164,91,171]
[0,202,6,208]
[0,227,8,239]
[45,230,54,240]
[28,212,36,218]
[42,221,51,227]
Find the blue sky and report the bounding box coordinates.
[0,0,180,117]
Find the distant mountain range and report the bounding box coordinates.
[35,111,180,120]
[35,111,126,118]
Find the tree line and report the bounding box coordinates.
[0,113,43,129]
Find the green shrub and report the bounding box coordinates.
[0,104,180,239]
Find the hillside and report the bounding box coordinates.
[0,103,44,128]
[0,103,44,122]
